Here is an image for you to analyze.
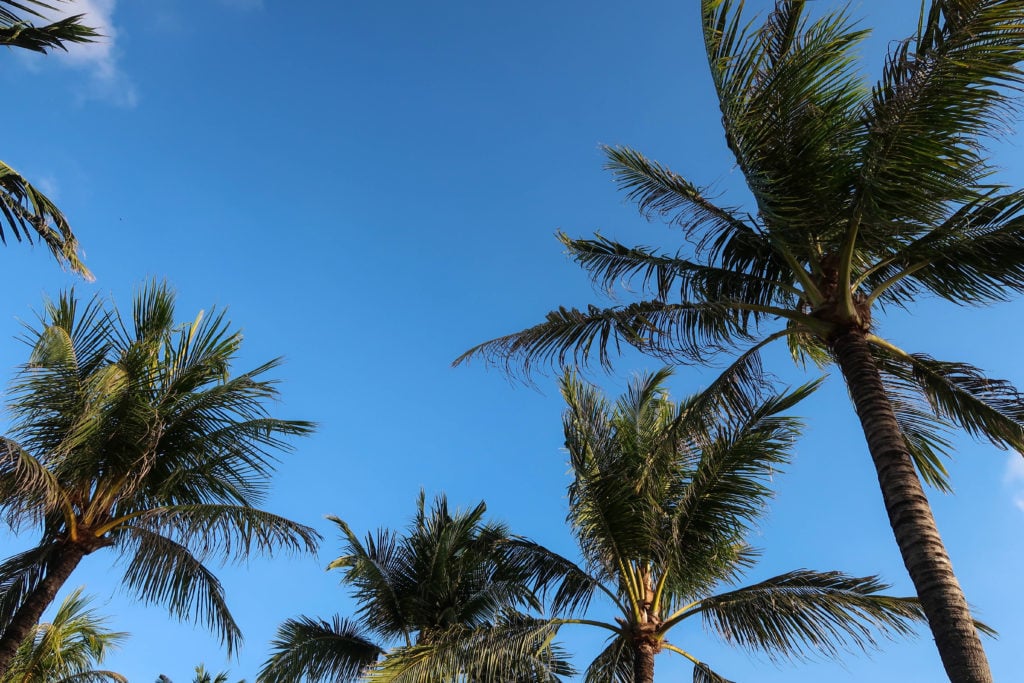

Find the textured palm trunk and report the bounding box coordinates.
[831,329,992,683]
[0,543,86,676]
[633,641,656,683]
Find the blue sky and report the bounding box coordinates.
[1,0,1023,680]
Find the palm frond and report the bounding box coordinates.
[582,634,632,683]
[118,527,241,655]
[692,661,735,683]
[0,543,56,633]
[0,161,91,278]
[874,346,1024,453]
[689,570,924,661]
[0,1,98,53]
[865,189,1024,306]
[258,615,382,683]
[701,0,867,243]
[130,505,321,564]
[500,538,611,618]
[560,232,795,311]
[854,0,1024,229]
[367,617,571,683]
[454,300,749,376]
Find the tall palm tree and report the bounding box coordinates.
[0,1,97,279]
[489,368,925,683]
[259,492,572,682]
[2,587,126,683]
[456,1,1024,680]
[0,282,320,675]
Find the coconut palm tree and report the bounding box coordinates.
[259,492,572,682]
[0,1,97,279]
[456,1,1024,680]
[0,282,319,675]
[479,368,924,683]
[2,587,126,683]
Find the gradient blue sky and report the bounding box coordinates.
[1,1,1022,680]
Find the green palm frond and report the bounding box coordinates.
[0,1,98,53]
[855,0,1024,229]
[874,345,1024,453]
[366,617,571,683]
[560,232,796,311]
[118,527,241,655]
[702,0,867,241]
[0,543,56,632]
[3,587,127,683]
[863,189,1024,306]
[131,505,320,564]
[258,615,382,683]
[581,634,632,683]
[454,300,749,375]
[0,161,92,279]
[501,538,615,618]
[692,661,735,683]
[687,570,923,661]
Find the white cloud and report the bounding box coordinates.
[39,0,137,107]
[1003,455,1024,512]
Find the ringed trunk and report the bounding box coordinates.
[0,542,88,676]
[830,328,992,683]
[633,640,656,683]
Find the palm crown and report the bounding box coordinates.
[502,369,926,682]
[457,1,1024,679]
[0,283,318,675]
[260,492,571,682]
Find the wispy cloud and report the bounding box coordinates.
[38,0,137,107]
[1004,455,1024,512]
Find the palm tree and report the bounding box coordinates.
[0,282,320,675]
[259,492,572,682]
[456,1,1024,680]
[486,368,925,683]
[2,587,126,683]
[0,1,97,279]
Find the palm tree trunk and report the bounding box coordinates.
[633,642,656,683]
[830,328,992,683]
[0,543,86,676]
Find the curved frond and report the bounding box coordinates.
[0,1,98,53]
[689,570,924,661]
[0,543,57,634]
[454,300,749,376]
[692,661,735,683]
[874,345,1024,453]
[129,505,320,564]
[118,527,241,655]
[258,615,382,683]
[0,161,91,278]
[854,0,1024,228]
[501,538,610,618]
[582,633,632,683]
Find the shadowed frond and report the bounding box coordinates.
[581,634,632,683]
[501,538,614,618]
[692,661,735,683]
[874,345,1024,453]
[0,543,56,630]
[689,570,923,661]
[454,300,749,376]
[258,615,382,683]
[0,1,98,53]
